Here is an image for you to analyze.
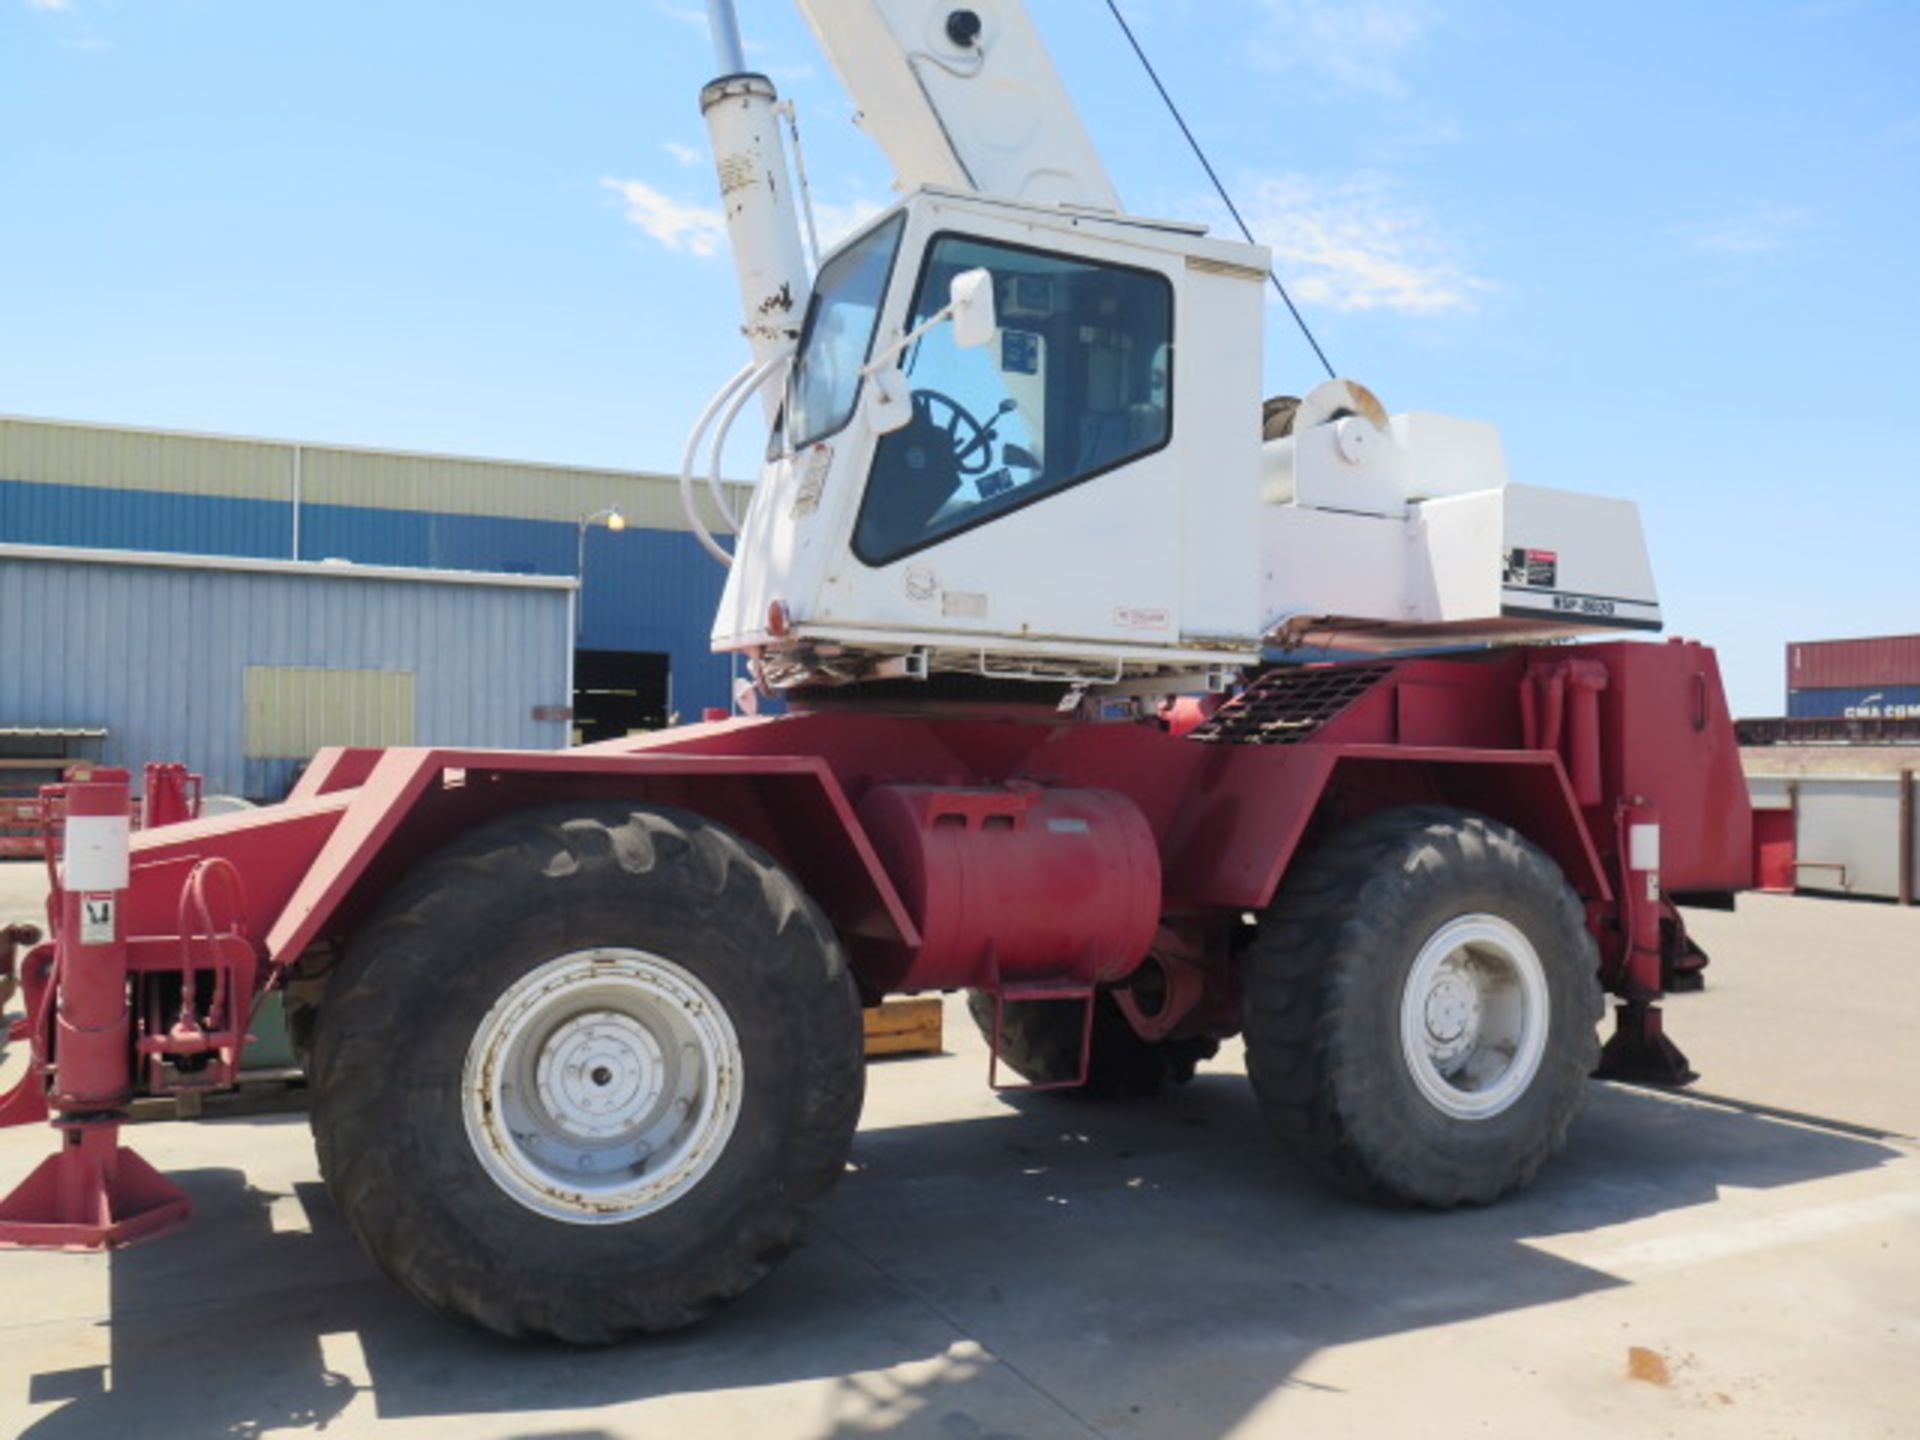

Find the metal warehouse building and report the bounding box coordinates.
[0,415,742,798]
[1,545,573,797]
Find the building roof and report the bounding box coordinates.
[0,541,576,590]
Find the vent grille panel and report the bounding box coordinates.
[1187,664,1393,746]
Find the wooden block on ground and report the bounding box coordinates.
[129,1069,309,1123]
[863,997,944,1058]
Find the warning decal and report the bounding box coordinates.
[1503,547,1559,589]
[80,895,115,945]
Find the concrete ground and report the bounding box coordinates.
[0,862,1915,1440]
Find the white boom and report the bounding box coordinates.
[697,1,812,397]
[794,0,1120,210]
[689,2,1663,693]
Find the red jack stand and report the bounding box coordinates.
[1593,799,1697,1088]
[1597,1001,1697,1087]
[0,769,191,1251]
[0,1125,189,1250]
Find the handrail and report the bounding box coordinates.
[679,361,758,566]
[678,355,788,568]
[707,354,790,539]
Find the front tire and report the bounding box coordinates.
[308,801,864,1343]
[1243,806,1602,1206]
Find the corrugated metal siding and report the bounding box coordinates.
[298,507,735,716]
[0,417,289,501]
[0,479,287,558]
[0,416,751,531]
[578,524,736,719]
[1746,774,1915,900]
[1787,635,1920,691]
[0,417,751,720]
[299,446,750,529]
[244,667,417,756]
[0,489,735,718]
[0,551,572,798]
[1787,685,1920,720]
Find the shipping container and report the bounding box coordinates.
[1787,635,1920,691]
[1786,685,1920,720]
[1746,773,1920,903]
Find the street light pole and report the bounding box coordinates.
[575,507,626,640]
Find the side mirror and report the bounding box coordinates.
[948,268,998,350]
[864,367,914,436]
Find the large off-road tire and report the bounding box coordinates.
[965,989,1216,1098]
[307,801,865,1344]
[1243,806,1602,1207]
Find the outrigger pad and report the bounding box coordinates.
[1596,1003,1698,1087]
[0,1131,191,1252]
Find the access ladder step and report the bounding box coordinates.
[986,982,1096,1092]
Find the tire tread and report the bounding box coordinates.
[308,801,863,1343]
[1243,806,1603,1207]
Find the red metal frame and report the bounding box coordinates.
[0,639,1756,1252]
[139,762,202,830]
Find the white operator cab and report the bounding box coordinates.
[710,186,1663,693]
[712,185,1271,689]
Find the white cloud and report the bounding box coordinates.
[1246,1,1442,99]
[1239,173,1486,314]
[1673,206,1812,256]
[603,170,886,262]
[602,178,726,257]
[661,141,703,168]
[26,0,74,10]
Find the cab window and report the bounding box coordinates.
[786,214,905,450]
[853,235,1173,566]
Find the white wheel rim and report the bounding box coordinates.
[462,949,744,1224]
[1398,914,1549,1121]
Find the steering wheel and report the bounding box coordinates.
[911,389,995,477]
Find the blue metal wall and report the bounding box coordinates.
[0,477,734,718]
[0,549,573,797]
[0,476,285,557]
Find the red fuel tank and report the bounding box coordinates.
[855,784,1161,993]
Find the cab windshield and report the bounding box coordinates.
[852,234,1173,566]
[785,214,905,450]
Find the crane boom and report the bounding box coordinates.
[793,0,1122,210]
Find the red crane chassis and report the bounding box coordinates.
[0,639,1754,1340]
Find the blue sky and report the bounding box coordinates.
[3,0,1915,714]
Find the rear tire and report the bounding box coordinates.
[965,990,1215,1098]
[1242,806,1602,1206]
[308,801,864,1343]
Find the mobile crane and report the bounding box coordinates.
[0,0,1753,1344]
